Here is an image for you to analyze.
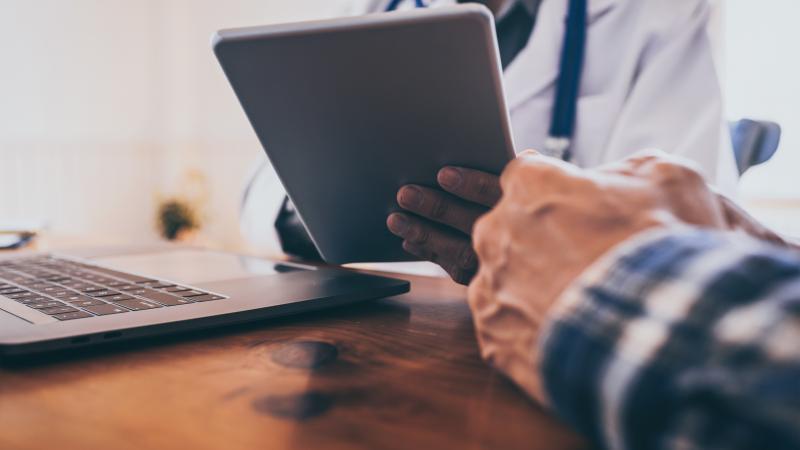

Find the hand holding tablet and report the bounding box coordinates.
[387,167,502,284]
[215,5,515,264]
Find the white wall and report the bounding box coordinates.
[2,0,799,247]
[727,0,800,200]
[0,0,346,247]
[0,1,161,240]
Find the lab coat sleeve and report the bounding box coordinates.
[600,0,737,194]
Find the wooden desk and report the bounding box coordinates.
[0,244,584,450]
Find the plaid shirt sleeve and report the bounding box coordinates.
[537,228,800,450]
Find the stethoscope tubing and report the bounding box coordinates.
[385,0,426,10]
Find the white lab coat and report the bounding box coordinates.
[241,0,737,256]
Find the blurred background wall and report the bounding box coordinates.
[0,0,347,250]
[726,0,800,235]
[0,0,798,250]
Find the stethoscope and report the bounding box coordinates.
[385,0,587,162]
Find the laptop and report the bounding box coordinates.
[0,247,408,357]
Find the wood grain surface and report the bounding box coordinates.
[0,248,584,450]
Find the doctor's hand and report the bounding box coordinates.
[387,167,502,285]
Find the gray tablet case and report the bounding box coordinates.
[214,5,515,263]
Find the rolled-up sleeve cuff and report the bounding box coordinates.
[535,226,730,444]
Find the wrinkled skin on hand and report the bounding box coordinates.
[467,150,790,402]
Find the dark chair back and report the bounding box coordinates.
[730,119,782,175]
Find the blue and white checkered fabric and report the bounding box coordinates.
[538,228,800,450]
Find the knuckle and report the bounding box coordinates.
[679,164,705,185]
[429,195,450,220]
[415,227,431,245]
[479,342,497,365]
[619,149,668,175]
[506,163,566,198]
[449,267,473,285]
[628,149,666,165]
[457,244,478,271]
[651,159,705,187]
[513,161,563,189]
[628,151,706,187]
[402,241,423,258]
[472,212,496,255]
[475,175,492,197]
[408,223,431,244]
[475,175,501,205]
[505,158,538,180]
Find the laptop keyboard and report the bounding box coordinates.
[0,256,227,321]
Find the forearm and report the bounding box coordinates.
[536,228,800,449]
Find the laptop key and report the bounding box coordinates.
[28,301,66,309]
[145,282,175,289]
[40,306,80,315]
[136,289,193,306]
[90,277,115,285]
[62,293,87,303]
[5,276,30,284]
[53,311,94,321]
[49,290,76,298]
[81,286,104,293]
[81,304,128,315]
[87,290,119,298]
[61,293,99,302]
[5,291,36,300]
[37,286,68,296]
[178,290,207,298]
[113,299,162,311]
[45,276,70,283]
[188,294,225,302]
[106,294,134,302]
[0,288,25,295]
[19,296,53,305]
[69,298,107,307]
[164,286,190,293]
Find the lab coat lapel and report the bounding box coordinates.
[504,0,620,111]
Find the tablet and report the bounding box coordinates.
[214,5,515,263]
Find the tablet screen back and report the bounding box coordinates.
[214,5,515,263]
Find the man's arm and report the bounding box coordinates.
[539,228,800,449]
[469,150,800,449]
